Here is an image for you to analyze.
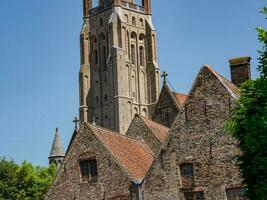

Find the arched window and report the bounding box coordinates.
[131,45,135,64]
[140,18,144,27]
[124,14,129,23]
[99,33,105,42]
[94,50,98,64]
[131,32,137,40]
[180,163,194,177]
[132,17,136,26]
[139,46,144,66]
[142,108,147,117]
[139,34,145,42]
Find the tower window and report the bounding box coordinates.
[104,95,108,101]
[140,18,144,27]
[124,14,129,23]
[99,18,103,26]
[79,159,98,182]
[132,17,136,26]
[94,50,98,64]
[180,163,194,177]
[131,45,135,64]
[139,46,144,66]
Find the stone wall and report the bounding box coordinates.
[152,85,179,128]
[45,125,132,200]
[126,116,161,155]
[142,67,242,200]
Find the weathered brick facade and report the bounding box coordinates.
[141,66,243,200]
[152,84,186,128]
[126,114,169,155]
[46,125,132,200]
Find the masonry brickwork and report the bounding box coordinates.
[142,66,242,200]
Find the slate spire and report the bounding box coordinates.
[48,128,65,166]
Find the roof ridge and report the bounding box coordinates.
[139,115,169,129]
[87,122,149,144]
[203,65,239,99]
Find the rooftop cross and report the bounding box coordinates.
[161,71,168,84]
[72,117,80,129]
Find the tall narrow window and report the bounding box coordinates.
[102,46,106,66]
[79,159,98,182]
[139,46,144,66]
[132,17,136,26]
[131,45,135,64]
[94,50,98,64]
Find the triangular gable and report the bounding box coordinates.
[153,84,181,112]
[142,65,240,186]
[89,124,154,181]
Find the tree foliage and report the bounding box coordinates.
[227,7,267,199]
[0,158,56,200]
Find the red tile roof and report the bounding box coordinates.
[140,116,169,143]
[89,124,154,181]
[172,92,187,106]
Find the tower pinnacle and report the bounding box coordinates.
[48,128,65,166]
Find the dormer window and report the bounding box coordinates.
[79,159,98,183]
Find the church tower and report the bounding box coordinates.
[79,0,160,133]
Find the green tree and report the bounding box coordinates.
[227,8,267,200]
[0,158,56,200]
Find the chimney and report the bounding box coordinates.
[229,57,251,87]
[142,0,151,14]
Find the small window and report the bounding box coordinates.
[79,159,98,182]
[140,18,144,27]
[124,14,129,23]
[226,187,247,200]
[180,163,194,177]
[184,192,204,200]
[132,17,136,25]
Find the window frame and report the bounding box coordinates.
[226,187,247,200]
[180,163,194,177]
[79,158,98,183]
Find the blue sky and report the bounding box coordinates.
[0,0,265,166]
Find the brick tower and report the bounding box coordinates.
[79,0,160,133]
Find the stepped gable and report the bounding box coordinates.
[89,124,154,181]
[139,116,169,143]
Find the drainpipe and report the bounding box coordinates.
[133,179,143,200]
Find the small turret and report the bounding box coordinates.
[48,128,65,166]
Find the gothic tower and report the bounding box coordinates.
[79,0,160,133]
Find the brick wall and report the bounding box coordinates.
[45,125,133,200]
[142,67,242,200]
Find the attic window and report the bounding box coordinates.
[79,159,98,182]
